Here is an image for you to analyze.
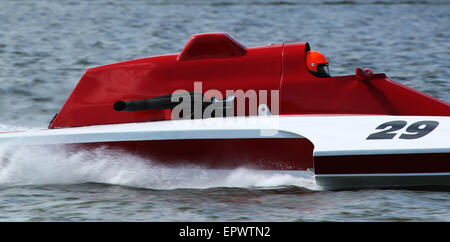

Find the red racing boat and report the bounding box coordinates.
[1,33,449,189]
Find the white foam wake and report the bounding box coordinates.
[0,127,319,191]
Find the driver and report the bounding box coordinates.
[306,50,330,78]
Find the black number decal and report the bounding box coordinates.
[366,121,407,139]
[399,121,439,139]
[367,120,439,140]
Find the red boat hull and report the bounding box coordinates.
[49,33,450,128]
[314,153,450,175]
[65,138,314,170]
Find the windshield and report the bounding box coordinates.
[316,63,330,78]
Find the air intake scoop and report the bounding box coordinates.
[178,33,247,61]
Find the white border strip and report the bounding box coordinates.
[0,129,304,145]
[315,172,450,177]
[314,148,450,156]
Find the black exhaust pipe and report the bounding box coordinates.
[113,92,205,112]
[113,92,235,119]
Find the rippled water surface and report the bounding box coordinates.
[0,0,449,221]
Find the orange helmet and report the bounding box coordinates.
[306,51,330,78]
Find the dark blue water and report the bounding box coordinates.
[0,0,449,221]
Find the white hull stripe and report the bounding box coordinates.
[314,148,450,156]
[315,172,450,177]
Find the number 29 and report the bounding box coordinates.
[366,120,439,140]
